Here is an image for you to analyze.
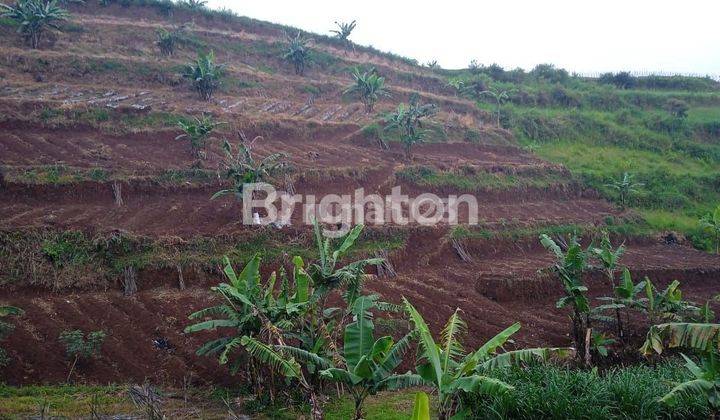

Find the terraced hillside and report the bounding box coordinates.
[1,2,719,388]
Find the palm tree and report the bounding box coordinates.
[384,95,437,159]
[605,172,643,209]
[403,299,570,419]
[344,67,390,113]
[284,32,311,76]
[1,0,69,49]
[182,51,225,101]
[211,133,288,200]
[700,205,720,254]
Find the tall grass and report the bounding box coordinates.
[462,363,709,419]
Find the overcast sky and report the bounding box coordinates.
[207,0,720,75]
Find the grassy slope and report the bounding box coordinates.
[443,69,720,250]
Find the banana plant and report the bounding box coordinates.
[411,391,431,420]
[183,50,225,100]
[211,134,287,200]
[284,31,311,75]
[384,95,438,159]
[641,322,720,413]
[175,114,224,159]
[330,20,356,48]
[590,233,626,340]
[309,219,383,304]
[644,279,701,324]
[185,254,312,370]
[700,205,720,254]
[344,67,390,113]
[403,298,570,419]
[605,172,643,209]
[1,0,69,49]
[540,234,592,364]
[594,268,647,338]
[304,295,425,420]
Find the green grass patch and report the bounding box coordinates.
[396,165,568,191]
[463,362,709,419]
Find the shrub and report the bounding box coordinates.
[0,0,69,48]
[530,63,569,84]
[666,98,690,119]
[182,51,225,101]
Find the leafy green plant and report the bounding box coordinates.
[641,323,720,414]
[182,51,225,101]
[0,0,69,48]
[312,296,423,419]
[700,205,720,254]
[605,172,644,209]
[185,254,320,409]
[211,133,288,200]
[344,67,390,113]
[308,220,382,302]
[155,27,183,56]
[59,329,106,381]
[384,95,437,159]
[590,233,627,340]
[283,31,311,76]
[591,332,616,357]
[644,279,701,324]
[0,305,23,367]
[480,89,509,128]
[540,234,592,365]
[403,299,569,419]
[330,20,355,47]
[175,114,223,159]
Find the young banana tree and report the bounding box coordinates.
[479,89,509,128]
[309,219,383,304]
[1,0,69,49]
[303,295,424,419]
[344,67,390,113]
[644,279,701,324]
[605,172,643,209]
[330,20,356,49]
[185,254,313,397]
[183,50,225,101]
[175,114,224,159]
[641,322,720,413]
[384,96,438,160]
[284,31,311,75]
[700,205,720,254]
[540,234,592,365]
[211,134,288,201]
[403,299,570,419]
[591,233,627,340]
